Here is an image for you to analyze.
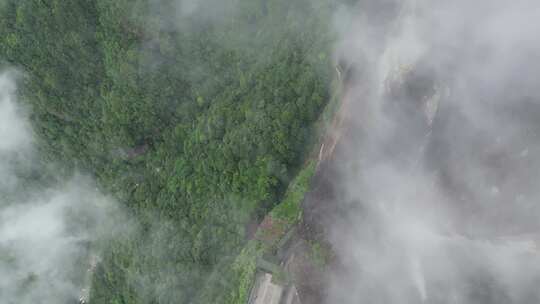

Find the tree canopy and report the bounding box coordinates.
[0,0,337,302]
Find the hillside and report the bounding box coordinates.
[0,0,341,303]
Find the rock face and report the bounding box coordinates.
[248,273,284,304]
[247,270,302,304]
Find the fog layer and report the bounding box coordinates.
[0,72,125,304]
[328,1,540,303]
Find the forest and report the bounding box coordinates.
[0,0,339,302]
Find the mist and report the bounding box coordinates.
[327,0,540,303]
[0,72,127,304]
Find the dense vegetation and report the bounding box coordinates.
[222,160,317,304]
[0,0,338,302]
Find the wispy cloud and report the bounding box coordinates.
[327,1,540,303]
[0,71,128,304]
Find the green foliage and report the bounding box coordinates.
[271,161,317,224]
[224,242,264,304]
[219,161,316,303]
[309,241,331,270]
[0,0,335,302]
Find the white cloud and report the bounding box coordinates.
[0,71,127,304]
[327,1,540,303]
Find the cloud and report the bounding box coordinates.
[0,72,31,153]
[326,1,540,303]
[0,71,127,304]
